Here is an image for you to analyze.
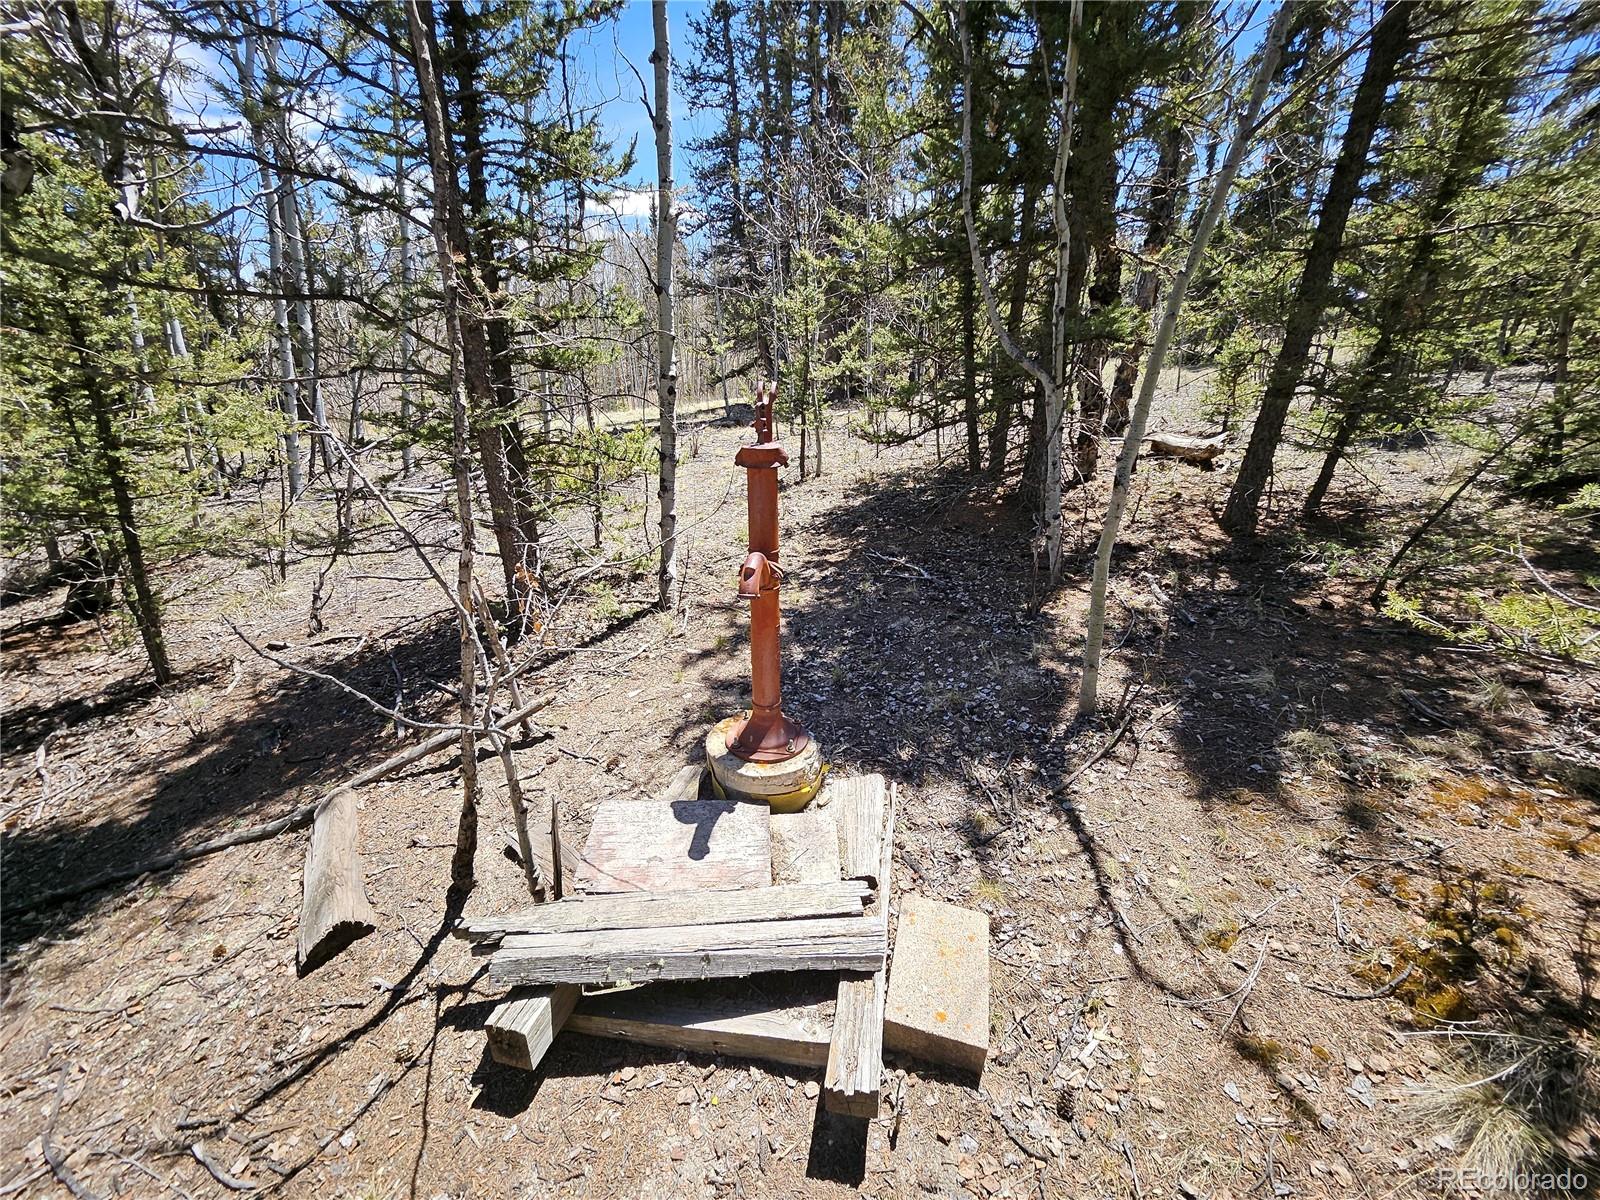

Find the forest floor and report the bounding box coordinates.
[2,371,1597,1200]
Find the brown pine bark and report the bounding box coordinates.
[436,4,537,606]
[68,312,174,686]
[1220,0,1415,536]
[406,0,482,899]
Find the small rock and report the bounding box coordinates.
[676,1086,695,1105]
[803,1081,819,1100]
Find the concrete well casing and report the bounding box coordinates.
[705,715,824,813]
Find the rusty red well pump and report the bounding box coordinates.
[725,381,811,764]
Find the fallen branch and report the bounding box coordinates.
[1059,705,1139,794]
[1302,963,1414,1001]
[1142,431,1226,466]
[191,1142,256,1191]
[42,1067,103,1200]
[32,730,58,822]
[9,693,556,915]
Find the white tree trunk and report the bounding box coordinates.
[1078,2,1295,716]
[392,45,416,478]
[960,0,1078,583]
[278,171,324,464]
[233,30,303,498]
[652,0,679,611]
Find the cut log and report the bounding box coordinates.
[488,914,887,988]
[770,807,841,885]
[574,794,771,894]
[567,980,834,1068]
[884,895,990,1078]
[486,985,580,1071]
[455,880,870,943]
[1143,431,1226,466]
[824,776,895,1118]
[296,788,378,975]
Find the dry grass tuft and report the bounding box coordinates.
[1409,1027,1595,1199]
[1469,674,1515,715]
[1281,728,1341,774]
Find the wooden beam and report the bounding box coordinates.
[455,880,870,943]
[831,774,885,888]
[824,776,895,1118]
[296,788,377,976]
[567,982,834,1068]
[488,915,887,988]
[481,761,710,1074]
[655,763,704,802]
[486,985,580,1071]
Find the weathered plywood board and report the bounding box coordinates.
[488,915,887,988]
[884,895,990,1078]
[567,982,835,1068]
[486,985,580,1072]
[824,775,894,1118]
[770,807,841,885]
[574,795,771,895]
[455,880,869,943]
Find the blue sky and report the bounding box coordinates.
[570,0,715,192]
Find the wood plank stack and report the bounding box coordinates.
[464,768,986,1119]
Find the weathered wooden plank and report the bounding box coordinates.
[574,794,771,894]
[824,777,895,1118]
[488,915,887,988]
[770,807,841,885]
[486,985,580,1071]
[831,774,886,887]
[296,788,377,976]
[884,895,990,1078]
[502,826,581,897]
[567,983,835,1068]
[456,880,869,943]
[655,763,705,803]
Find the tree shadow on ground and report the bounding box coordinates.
[1,618,461,953]
[781,461,1066,789]
[2,590,670,956]
[775,452,1599,1111]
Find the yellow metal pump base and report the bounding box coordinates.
[704,716,825,813]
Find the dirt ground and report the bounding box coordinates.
[3,375,1597,1199]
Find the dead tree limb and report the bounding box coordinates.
[42,1066,103,1200]
[9,693,554,916]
